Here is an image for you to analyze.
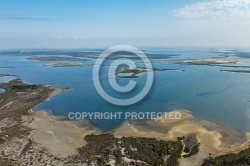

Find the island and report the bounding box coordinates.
[43,63,88,67]
[114,66,184,78]
[168,56,250,66]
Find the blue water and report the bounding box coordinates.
[0,48,250,132]
[0,76,17,83]
[0,88,5,93]
[183,147,190,153]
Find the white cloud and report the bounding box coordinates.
[173,0,250,22]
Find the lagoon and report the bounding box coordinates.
[0,48,250,132]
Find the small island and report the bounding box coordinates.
[27,56,82,61]
[43,63,88,67]
[220,70,250,74]
[115,66,184,78]
[169,56,250,66]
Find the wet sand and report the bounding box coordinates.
[22,111,99,157]
[114,110,250,166]
[10,87,250,164]
[12,107,249,165]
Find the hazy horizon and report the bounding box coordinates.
[1,0,250,49]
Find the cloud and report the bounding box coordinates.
[173,0,250,22]
[0,14,53,21]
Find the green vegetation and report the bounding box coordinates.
[116,67,184,78]
[78,133,118,164]
[122,137,183,166]
[1,78,249,165]
[78,133,184,166]
[117,67,148,78]
[0,79,53,121]
[202,146,250,166]
[10,84,39,91]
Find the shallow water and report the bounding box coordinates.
[183,148,190,153]
[0,88,5,93]
[183,134,197,151]
[0,48,250,132]
[0,76,17,83]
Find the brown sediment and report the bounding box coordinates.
[23,111,99,157]
[114,110,250,166]
[0,79,100,165]
[1,79,250,165]
[20,83,99,157]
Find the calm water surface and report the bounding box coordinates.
[0,48,250,132]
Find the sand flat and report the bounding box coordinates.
[21,109,250,164]
[114,110,250,166]
[23,111,99,157]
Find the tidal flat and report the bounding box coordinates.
[1,48,250,165]
[0,79,249,165]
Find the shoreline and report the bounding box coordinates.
[1,79,250,165]
[21,86,100,157]
[27,108,250,165]
[22,111,100,157]
[113,110,250,165]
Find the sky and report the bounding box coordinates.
[1,0,250,49]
